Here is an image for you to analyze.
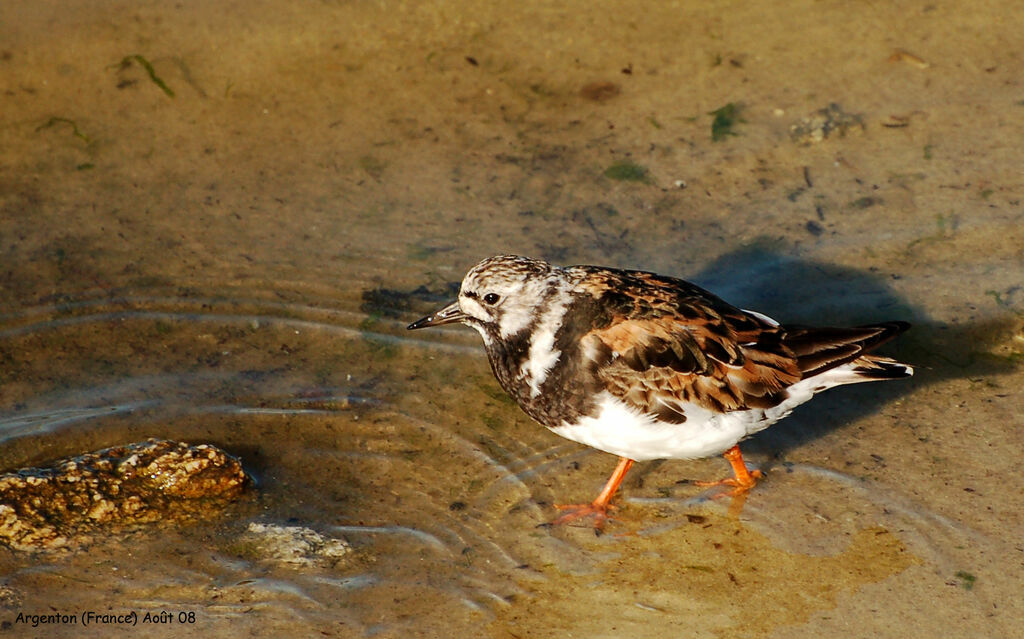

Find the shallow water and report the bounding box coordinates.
[1,1,1022,637]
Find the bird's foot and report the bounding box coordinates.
[550,501,618,532]
[694,469,763,497]
[694,445,763,498]
[546,457,634,533]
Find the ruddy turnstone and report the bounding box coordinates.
[408,255,912,529]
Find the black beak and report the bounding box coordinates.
[407,301,467,330]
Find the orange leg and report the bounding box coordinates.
[551,457,634,530]
[695,445,763,495]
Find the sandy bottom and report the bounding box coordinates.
[0,1,1021,637]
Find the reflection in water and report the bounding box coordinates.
[0,404,150,440]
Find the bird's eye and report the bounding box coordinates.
[483,293,500,305]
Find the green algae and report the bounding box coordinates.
[116,55,175,97]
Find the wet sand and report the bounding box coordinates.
[1,1,1022,637]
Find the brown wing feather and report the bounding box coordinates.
[585,310,802,416]
[574,266,909,417]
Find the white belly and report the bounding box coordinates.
[549,382,822,461]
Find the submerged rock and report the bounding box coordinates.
[0,438,249,551]
[234,522,352,568]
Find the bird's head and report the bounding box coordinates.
[408,255,559,343]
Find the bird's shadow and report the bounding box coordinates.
[675,240,1020,459]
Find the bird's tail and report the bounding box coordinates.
[783,321,913,379]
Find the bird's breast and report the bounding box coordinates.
[484,305,604,428]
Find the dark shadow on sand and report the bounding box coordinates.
[687,240,1020,459]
